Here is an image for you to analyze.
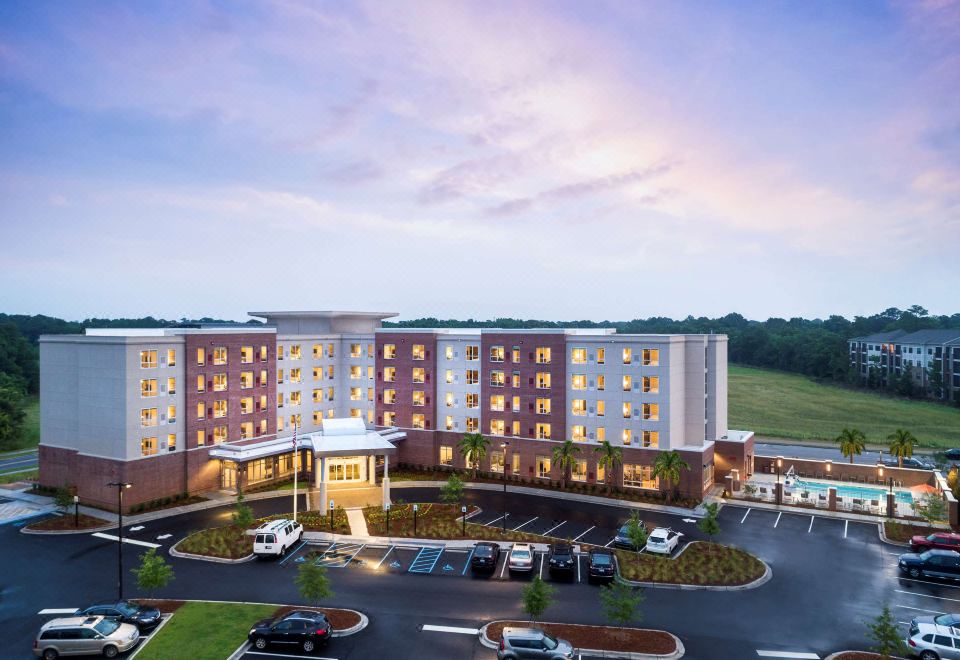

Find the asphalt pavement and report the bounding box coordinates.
[0,449,38,476]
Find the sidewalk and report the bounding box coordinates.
[345,508,369,536]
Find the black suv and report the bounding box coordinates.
[547,543,575,576]
[74,600,162,631]
[471,542,501,572]
[899,549,960,581]
[612,519,647,550]
[248,610,332,653]
[587,549,616,583]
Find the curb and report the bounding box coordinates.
[878,524,910,548]
[169,540,256,564]
[478,621,684,659]
[823,653,906,660]
[20,520,115,536]
[615,546,772,592]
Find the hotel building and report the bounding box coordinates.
[39,311,754,510]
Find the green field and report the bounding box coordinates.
[136,601,276,660]
[729,365,960,448]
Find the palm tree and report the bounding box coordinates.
[887,428,918,468]
[457,433,490,479]
[836,428,867,464]
[552,440,581,490]
[593,441,623,494]
[652,451,690,505]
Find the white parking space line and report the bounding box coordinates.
[741,509,752,524]
[898,577,960,590]
[91,532,160,549]
[572,526,595,543]
[500,554,509,579]
[244,652,337,660]
[485,515,505,527]
[512,517,538,532]
[897,605,944,614]
[844,521,849,538]
[422,624,480,635]
[773,513,782,528]
[38,608,78,614]
[577,554,583,582]
[807,517,814,533]
[895,590,960,603]
[756,651,819,658]
[539,553,544,579]
[604,539,615,548]
[542,521,566,537]
[375,546,395,570]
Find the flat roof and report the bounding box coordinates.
[249,311,398,320]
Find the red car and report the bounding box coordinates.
[910,532,960,552]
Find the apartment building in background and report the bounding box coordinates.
[849,329,960,402]
[39,311,753,509]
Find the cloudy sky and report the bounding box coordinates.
[1,0,958,323]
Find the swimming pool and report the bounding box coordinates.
[789,478,913,504]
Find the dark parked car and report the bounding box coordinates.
[471,542,501,572]
[944,448,960,461]
[248,610,331,654]
[899,549,960,581]
[910,532,960,553]
[612,519,647,550]
[883,457,935,470]
[547,543,575,576]
[74,600,161,632]
[587,549,616,583]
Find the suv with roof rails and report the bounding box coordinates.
[907,619,960,659]
[34,616,140,659]
[248,610,332,654]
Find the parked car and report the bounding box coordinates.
[906,620,960,660]
[74,600,161,632]
[612,519,647,550]
[645,528,683,555]
[508,543,535,573]
[547,542,575,576]
[496,626,574,660]
[471,542,501,572]
[884,457,936,470]
[34,616,139,659]
[911,613,960,630]
[253,519,303,558]
[248,610,331,654]
[944,448,960,461]
[587,549,616,583]
[910,532,960,553]
[898,549,960,581]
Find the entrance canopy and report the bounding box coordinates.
[209,418,402,462]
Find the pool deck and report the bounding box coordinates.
[739,472,920,518]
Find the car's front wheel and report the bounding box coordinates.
[302,639,315,653]
[42,649,58,660]
[909,567,923,578]
[102,645,119,659]
[919,650,939,660]
[253,636,268,650]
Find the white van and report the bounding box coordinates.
[253,519,303,558]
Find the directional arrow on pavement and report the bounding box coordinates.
[157,534,172,540]
[129,525,145,532]
[682,518,697,523]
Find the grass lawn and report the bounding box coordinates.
[729,365,960,447]
[136,601,275,660]
[615,542,766,586]
[0,468,38,484]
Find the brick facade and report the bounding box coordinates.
[375,333,438,431]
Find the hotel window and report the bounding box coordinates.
[445,392,455,408]
[350,387,361,401]
[571,374,587,390]
[141,350,158,369]
[466,393,479,409]
[467,369,479,385]
[214,400,227,418]
[350,365,362,380]
[260,370,268,386]
[511,420,520,435]
[277,369,284,385]
[327,386,335,401]
[368,387,374,401]
[596,427,606,442]
[622,375,632,391]
[512,395,520,412]
[167,377,176,395]
[240,371,253,389]
[289,413,301,428]
[490,345,505,362]
[214,373,227,391]
[289,345,301,360]
[383,366,396,382]
[167,404,176,423]
[440,446,453,465]
[141,408,157,427]
[196,402,205,420]
[260,395,267,410]
[196,429,206,447]
[490,419,505,436]
[536,423,551,439]
[642,403,659,420]
[623,464,659,489]
[511,371,520,388]
[536,372,551,389]
[490,395,505,411]
[642,376,659,393]
[571,399,586,416]
[622,402,632,418]
[324,343,333,358]
[260,345,268,361]
[490,451,504,473]
[445,415,455,431]
[571,347,587,364]
[383,344,396,359]
[642,431,660,448]
[277,416,284,432]
[196,348,205,366]
[214,426,228,444]
[596,400,606,417]
[445,369,454,384]
[512,346,520,363]
[597,348,605,364]
[278,345,285,361]
[466,345,479,361]
[412,414,425,429]
[622,429,632,445]
[413,390,426,407]
[166,349,176,367]
[241,346,253,364]
[313,344,322,359]
[290,391,302,406]
[368,366,374,379]
[572,425,586,441]
[277,392,284,408]
[350,343,362,358]
[535,347,551,364]
[141,379,157,398]
[368,343,375,359]
[466,417,479,432]
[213,347,227,365]
[290,368,302,383]
[240,421,253,439]
[642,349,660,366]
[597,375,605,391]
[141,437,158,457]
[367,409,374,424]
[383,411,396,426]
[412,367,425,383]
[412,344,425,360]
[445,345,454,360]
[572,459,587,482]
[536,455,551,477]
[596,461,605,483]
[313,410,323,425]
[490,370,505,387]
[536,398,551,415]
[622,348,632,364]
[350,408,362,418]
[259,419,268,436]
[167,433,176,451]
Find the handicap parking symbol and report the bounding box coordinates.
[442,564,454,572]
[389,560,401,569]
[295,557,306,563]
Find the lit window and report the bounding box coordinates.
[327,386,335,401]
[289,345,302,360]
[141,379,157,398]
[622,348,632,364]
[643,431,659,448]
[367,409,374,423]
[327,343,335,358]
[214,425,228,444]
[490,345,505,362]
[536,372,551,389]
[643,376,659,393]
[140,350,158,369]
[623,464,659,489]
[490,370,505,387]
[259,419,267,435]
[597,375,605,391]
[290,368,301,384]
[196,402,205,420]
[446,415,455,431]
[383,367,396,382]
[445,345,454,360]
[412,414,425,429]
[350,343,362,358]
[466,345,479,361]
[446,369,454,384]
[260,370,267,386]
[596,427,606,442]
[140,408,157,427]
[512,346,520,363]
[466,393,479,409]
[512,395,520,412]
[536,455,551,477]
[350,387,362,401]
[290,391,301,406]
[622,375,632,391]
[642,349,660,366]
[368,344,375,359]
[350,365,362,380]
[167,404,176,423]
[490,395,505,411]
[259,345,268,361]
[467,369,479,385]
[536,423,551,439]
[596,400,606,417]
[383,344,396,359]
[166,349,176,367]
[313,344,322,359]
[622,429,632,445]
[350,408,362,418]
[214,373,227,391]
[511,371,520,388]
[196,348,205,366]
[241,346,253,364]
[413,368,425,383]
[572,425,586,441]
[214,400,227,418]
[413,391,425,406]
[278,345,285,361]
[277,392,284,408]
[368,366,374,379]
[383,411,396,426]
[259,395,267,410]
[512,420,520,436]
[440,446,453,465]
[167,434,176,451]
[571,348,587,364]
[571,374,587,390]
[490,419,505,436]
[313,388,323,403]
[197,429,206,446]
[240,372,253,389]
[141,437,157,456]
[213,347,227,365]
[643,403,660,420]
[597,348,605,364]
[466,417,479,432]
[490,451,505,473]
[412,344,425,360]
[572,458,587,481]
[167,377,176,395]
[535,347,551,364]
[277,369,284,385]
[536,398,551,415]
[240,422,253,439]
[277,416,284,432]
[368,387,374,401]
[622,403,632,418]
[571,399,586,416]
[446,392,455,408]
[289,413,301,428]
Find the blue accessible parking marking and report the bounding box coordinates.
[315,542,365,568]
[408,546,444,574]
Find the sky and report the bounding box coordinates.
[0,0,958,323]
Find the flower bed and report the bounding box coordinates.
[615,542,766,586]
[485,620,676,655]
[884,520,937,543]
[259,508,350,533]
[26,512,110,531]
[270,605,361,630]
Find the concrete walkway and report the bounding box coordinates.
[345,508,369,536]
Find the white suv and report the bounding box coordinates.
[645,528,682,555]
[253,519,303,558]
[907,620,960,660]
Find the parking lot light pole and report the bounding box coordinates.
[775,457,783,505]
[501,442,509,534]
[413,504,419,537]
[73,495,79,528]
[462,505,467,536]
[106,482,132,601]
[385,503,391,536]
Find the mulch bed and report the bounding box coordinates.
[615,542,766,586]
[884,520,940,543]
[26,513,111,531]
[270,605,361,631]
[485,621,676,655]
[832,653,907,659]
[137,600,186,614]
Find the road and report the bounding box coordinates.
[0,449,38,476]
[3,486,951,660]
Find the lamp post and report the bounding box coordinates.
[73,495,79,528]
[106,482,132,601]
[384,503,391,536]
[501,442,509,534]
[413,503,419,537]
[775,456,783,505]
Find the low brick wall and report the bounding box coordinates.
[755,455,937,488]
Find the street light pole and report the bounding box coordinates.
[501,441,509,534]
[775,456,783,505]
[106,481,132,601]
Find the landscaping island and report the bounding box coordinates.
[615,542,766,586]
[484,620,679,656]
[25,512,110,531]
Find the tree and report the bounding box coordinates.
[593,441,623,495]
[836,428,866,464]
[652,451,690,504]
[927,359,945,399]
[439,472,464,504]
[914,494,948,524]
[232,491,254,528]
[698,502,721,540]
[295,561,333,606]
[625,511,648,567]
[552,440,581,490]
[599,581,645,626]
[866,604,907,659]
[131,548,175,598]
[54,484,74,513]
[521,576,555,623]
[887,429,917,469]
[0,386,26,452]
[457,433,490,479]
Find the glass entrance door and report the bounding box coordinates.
[222,462,236,489]
[328,457,364,482]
